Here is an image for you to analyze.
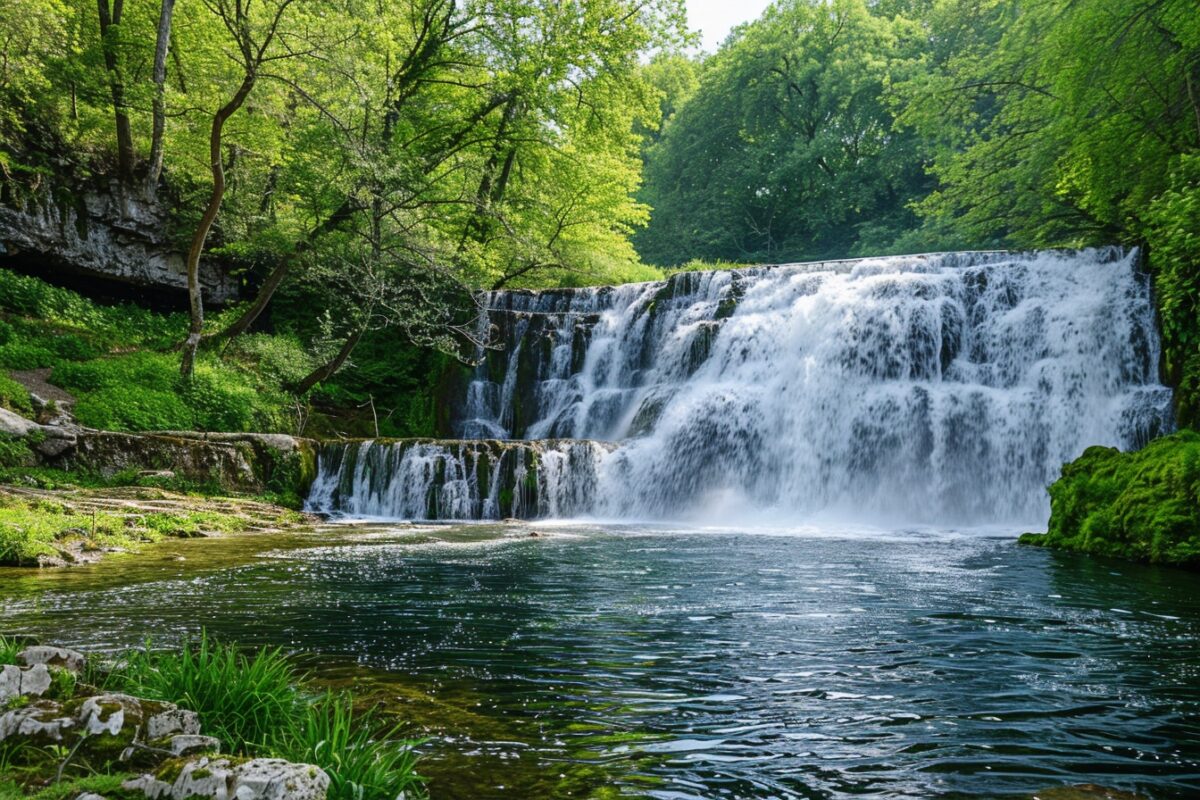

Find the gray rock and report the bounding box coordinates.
[146,707,201,739]
[19,645,87,673]
[76,794,109,800]
[165,734,221,757]
[0,408,78,456]
[0,663,53,702]
[0,701,75,743]
[0,407,38,437]
[0,180,239,303]
[124,756,330,800]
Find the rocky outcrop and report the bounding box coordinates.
[0,419,319,500]
[125,756,330,800]
[0,178,239,302]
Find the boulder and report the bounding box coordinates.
[0,700,76,744]
[0,663,53,702]
[19,645,87,673]
[125,756,330,800]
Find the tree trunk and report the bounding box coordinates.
[180,75,257,379]
[291,327,366,395]
[97,0,135,185]
[209,198,361,344]
[146,0,175,196]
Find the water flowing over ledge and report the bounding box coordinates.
[309,249,1174,524]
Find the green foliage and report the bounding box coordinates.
[0,270,184,351]
[1020,431,1200,567]
[1144,155,1200,427]
[637,0,934,266]
[0,374,32,416]
[108,634,427,799]
[0,634,23,665]
[0,435,32,469]
[114,633,301,754]
[272,692,426,800]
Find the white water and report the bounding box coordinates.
[312,249,1173,525]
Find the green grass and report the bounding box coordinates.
[106,634,427,799]
[0,270,305,434]
[0,634,23,665]
[0,492,284,566]
[0,495,160,566]
[1020,430,1200,567]
[114,633,302,754]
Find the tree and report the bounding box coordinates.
[636,0,930,266]
[178,0,306,379]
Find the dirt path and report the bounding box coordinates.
[8,367,75,407]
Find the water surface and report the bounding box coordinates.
[2,523,1198,799]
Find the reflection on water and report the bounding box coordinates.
[2,523,1199,799]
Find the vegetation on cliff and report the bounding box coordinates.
[1020,432,1200,567]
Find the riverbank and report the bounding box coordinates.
[0,484,310,567]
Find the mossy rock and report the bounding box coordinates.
[1020,430,1200,567]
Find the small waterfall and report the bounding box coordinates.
[305,440,611,520]
[311,248,1174,524]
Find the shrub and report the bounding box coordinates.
[0,374,32,416]
[0,342,56,370]
[0,435,31,469]
[51,351,178,394]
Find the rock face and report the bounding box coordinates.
[0,422,319,499]
[0,178,239,303]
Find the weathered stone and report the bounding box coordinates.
[146,707,202,739]
[125,756,330,800]
[164,734,222,757]
[0,700,76,743]
[19,645,87,673]
[76,794,109,800]
[0,662,53,702]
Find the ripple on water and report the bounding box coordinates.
[2,524,1200,799]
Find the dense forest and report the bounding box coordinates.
[0,0,1197,427]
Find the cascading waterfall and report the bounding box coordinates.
[308,248,1174,524]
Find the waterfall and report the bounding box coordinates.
[310,248,1173,524]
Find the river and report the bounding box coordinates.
[3,522,1198,799]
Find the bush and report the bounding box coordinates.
[72,386,193,431]
[1020,430,1200,567]
[0,269,184,350]
[0,374,32,416]
[0,434,31,469]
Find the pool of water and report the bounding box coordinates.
[2,522,1199,799]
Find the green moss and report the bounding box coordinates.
[1019,430,1200,567]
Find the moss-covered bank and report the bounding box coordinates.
[1020,430,1200,567]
